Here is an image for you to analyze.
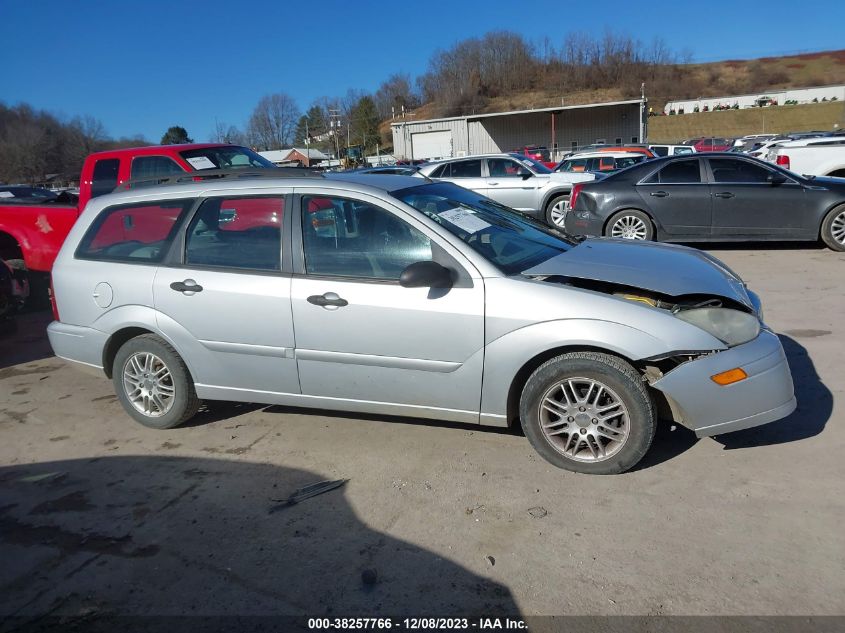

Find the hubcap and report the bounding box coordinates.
[831,211,845,245]
[538,377,630,462]
[611,215,648,240]
[122,352,175,418]
[549,199,569,227]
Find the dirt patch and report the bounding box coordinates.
[0,512,158,559]
[0,364,62,381]
[49,436,70,442]
[29,491,96,514]
[785,329,831,338]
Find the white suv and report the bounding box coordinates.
[417,153,596,228]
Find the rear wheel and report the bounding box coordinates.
[544,194,570,229]
[605,210,654,241]
[820,204,845,252]
[519,352,656,474]
[112,334,200,429]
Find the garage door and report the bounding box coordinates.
[412,131,453,160]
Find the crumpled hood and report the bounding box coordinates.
[522,237,752,308]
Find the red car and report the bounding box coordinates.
[514,146,557,169]
[687,137,733,152]
[0,143,275,276]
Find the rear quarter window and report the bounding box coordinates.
[76,199,193,263]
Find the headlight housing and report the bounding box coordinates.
[675,308,760,347]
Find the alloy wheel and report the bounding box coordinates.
[611,215,648,240]
[538,377,630,462]
[831,210,845,245]
[549,199,568,228]
[122,352,175,418]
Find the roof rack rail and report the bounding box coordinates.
[115,167,323,192]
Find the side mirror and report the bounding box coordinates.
[399,261,453,289]
[521,172,533,180]
[767,173,787,185]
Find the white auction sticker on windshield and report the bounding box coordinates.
[0,191,14,198]
[186,156,217,170]
[438,207,491,233]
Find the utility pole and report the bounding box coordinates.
[328,109,341,165]
[305,117,310,166]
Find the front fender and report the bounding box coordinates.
[479,318,713,421]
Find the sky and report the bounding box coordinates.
[3,0,844,142]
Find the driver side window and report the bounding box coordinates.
[487,158,529,178]
[302,196,432,280]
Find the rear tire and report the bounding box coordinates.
[544,194,570,229]
[605,210,654,241]
[519,352,656,474]
[112,334,200,429]
[820,204,845,251]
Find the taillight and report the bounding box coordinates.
[49,277,60,322]
[569,183,584,210]
[776,155,790,169]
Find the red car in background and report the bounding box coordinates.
[687,137,733,152]
[514,146,557,169]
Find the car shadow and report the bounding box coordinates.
[0,310,54,370]
[0,455,520,626]
[631,421,699,471]
[714,335,832,449]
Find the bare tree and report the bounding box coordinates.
[374,73,419,119]
[246,93,301,150]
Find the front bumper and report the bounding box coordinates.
[651,329,796,437]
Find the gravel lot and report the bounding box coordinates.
[1,244,843,624]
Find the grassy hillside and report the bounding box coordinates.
[648,101,845,142]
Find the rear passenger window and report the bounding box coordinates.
[185,197,283,271]
[644,160,701,184]
[449,160,481,178]
[91,159,120,199]
[76,200,193,262]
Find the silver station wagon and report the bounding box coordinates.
[48,169,796,474]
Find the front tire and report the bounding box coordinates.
[605,210,654,241]
[519,352,656,474]
[112,334,200,429]
[544,194,570,229]
[820,204,845,251]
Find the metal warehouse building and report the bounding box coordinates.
[391,99,646,161]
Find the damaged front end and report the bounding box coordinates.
[523,273,793,437]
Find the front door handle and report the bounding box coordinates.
[714,192,735,199]
[487,181,499,186]
[650,190,669,197]
[170,279,203,294]
[307,292,348,309]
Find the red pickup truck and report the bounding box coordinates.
[0,143,275,282]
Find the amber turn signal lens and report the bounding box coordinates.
[710,368,748,386]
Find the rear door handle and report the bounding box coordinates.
[307,292,348,309]
[170,279,203,294]
[714,192,735,199]
[487,182,499,186]
[650,190,669,197]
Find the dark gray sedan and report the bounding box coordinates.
[565,153,845,251]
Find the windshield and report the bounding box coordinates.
[180,146,275,170]
[513,155,552,174]
[393,182,575,275]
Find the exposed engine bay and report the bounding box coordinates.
[527,274,753,314]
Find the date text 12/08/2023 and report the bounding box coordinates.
[307,617,528,630]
